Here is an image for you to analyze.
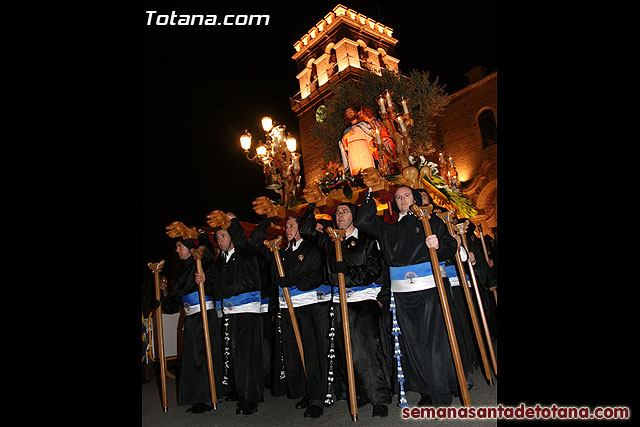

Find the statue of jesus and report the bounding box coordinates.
[338,107,376,175]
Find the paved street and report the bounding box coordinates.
[142,364,497,426]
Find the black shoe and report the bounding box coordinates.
[186,402,212,414]
[236,402,258,415]
[295,396,309,409]
[372,404,388,417]
[303,405,323,418]
[417,394,432,407]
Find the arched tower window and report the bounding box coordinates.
[478,109,497,148]
[378,52,386,69]
[357,45,369,69]
[327,48,337,77]
[308,61,318,92]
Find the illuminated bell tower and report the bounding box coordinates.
[289,4,400,185]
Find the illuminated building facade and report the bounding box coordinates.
[290,5,497,237]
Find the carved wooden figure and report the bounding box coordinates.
[205,210,231,230]
[252,196,287,220]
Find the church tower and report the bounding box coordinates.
[289,4,400,185]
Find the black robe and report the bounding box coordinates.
[211,218,264,407]
[277,239,329,408]
[466,236,498,340]
[251,219,329,407]
[300,209,391,407]
[356,193,473,399]
[165,243,224,407]
[445,260,480,367]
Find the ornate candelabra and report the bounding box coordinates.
[438,151,460,189]
[376,88,460,190]
[240,116,301,209]
[376,89,414,169]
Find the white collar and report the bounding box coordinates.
[398,211,415,221]
[288,237,303,251]
[224,247,235,262]
[345,227,358,240]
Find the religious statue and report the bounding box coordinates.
[359,105,399,176]
[338,107,376,176]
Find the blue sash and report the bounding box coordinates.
[278,284,332,298]
[182,290,214,316]
[444,264,470,286]
[222,290,262,314]
[444,264,457,278]
[181,290,213,306]
[223,290,261,306]
[260,297,269,313]
[332,282,382,303]
[278,284,332,307]
[389,261,446,292]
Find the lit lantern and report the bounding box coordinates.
[240,130,252,151]
[261,116,273,132]
[286,136,297,152]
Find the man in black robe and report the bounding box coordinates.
[300,202,392,417]
[418,189,479,373]
[443,241,481,372]
[252,215,330,418]
[355,185,470,407]
[463,220,498,341]
[162,234,224,414]
[207,213,263,415]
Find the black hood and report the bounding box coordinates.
[332,203,358,227]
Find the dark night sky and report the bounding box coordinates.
[141,0,497,278]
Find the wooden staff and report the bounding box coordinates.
[456,221,498,375]
[264,235,306,377]
[437,211,494,385]
[477,223,497,305]
[325,227,358,421]
[409,204,471,406]
[147,260,168,412]
[190,246,218,409]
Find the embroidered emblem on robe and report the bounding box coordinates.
[404,271,418,284]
